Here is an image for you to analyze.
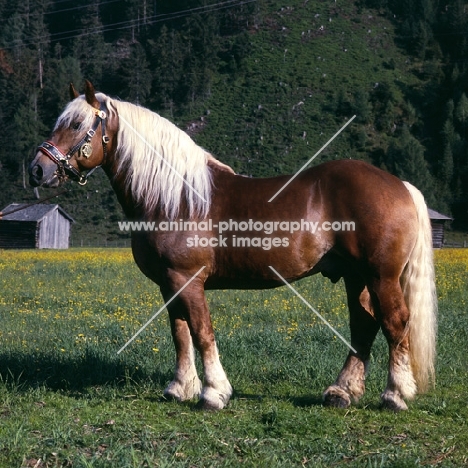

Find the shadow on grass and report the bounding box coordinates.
[0,350,173,394]
[0,351,383,411]
[0,350,333,410]
[230,389,390,412]
[290,394,325,407]
[232,391,324,408]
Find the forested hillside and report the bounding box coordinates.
[0,0,467,241]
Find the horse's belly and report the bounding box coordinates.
[210,231,329,285]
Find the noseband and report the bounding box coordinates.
[36,102,110,185]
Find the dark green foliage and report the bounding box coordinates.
[1,0,467,237]
[441,143,454,185]
[118,42,152,105]
[43,55,84,121]
[386,127,436,205]
[352,89,372,124]
[72,3,108,86]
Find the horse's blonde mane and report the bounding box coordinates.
[55,94,225,219]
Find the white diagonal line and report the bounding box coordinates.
[119,115,208,203]
[268,266,357,353]
[268,115,356,202]
[117,266,206,354]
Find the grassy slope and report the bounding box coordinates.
[195,0,421,176]
[0,248,467,467]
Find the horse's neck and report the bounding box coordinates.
[101,101,235,219]
[102,162,143,220]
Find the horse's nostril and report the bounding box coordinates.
[32,165,43,180]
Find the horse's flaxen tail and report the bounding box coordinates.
[401,181,437,393]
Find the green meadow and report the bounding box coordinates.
[0,248,467,467]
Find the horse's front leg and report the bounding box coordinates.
[163,312,202,402]
[162,274,233,410]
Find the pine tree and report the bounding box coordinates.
[441,143,454,184]
[441,0,467,60]
[24,0,51,89]
[414,20,430,58]
[43,55,83,122]
[13,100,48,155]
[445,99,454,120]
[148,25,184,114]
[1,12,25,61]
[454,93,468,131]
[386,127,435,203]
[125,0,154,41]
[441,119,456,147]
[73,2,108,85]
[119,42,152,105]
[182,6,221,104]
[352,89,371,123]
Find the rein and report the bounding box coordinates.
[0,189,68,219]
[36,102,110,186]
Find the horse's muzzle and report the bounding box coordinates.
[29,153,61,187]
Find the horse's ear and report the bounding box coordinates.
[84,80,100,109]
[69,83,79,100]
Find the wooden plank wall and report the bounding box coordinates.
[0,221,38,249]
[431,221,444,249]
[38,209,70,249]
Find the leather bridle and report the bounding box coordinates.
[36,102,110,185]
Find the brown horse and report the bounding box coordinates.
[29,81,437,411]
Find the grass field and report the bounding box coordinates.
[0,248,467,467]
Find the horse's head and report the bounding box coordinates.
[29,80,114,187]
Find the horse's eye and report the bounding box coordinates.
[72,122,81,131]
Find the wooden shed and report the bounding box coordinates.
[0,204,74,249]
[428,208,452,249]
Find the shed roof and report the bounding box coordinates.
[428,208,452,221]
[0,203,74,223]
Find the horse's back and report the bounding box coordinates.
[207,159,419,282]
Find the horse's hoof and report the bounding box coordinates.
[323,386,351,408]
[381,399,408,412]
[323,393,350,408]
[380,391,408,412]
[162,391,179,402]
[197,382,233,410]
[194,398,223,411]
[163,377,202,402]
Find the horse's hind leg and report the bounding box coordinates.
[162,275,233,410]
[323,275,380,408]
[375,278,416,411]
